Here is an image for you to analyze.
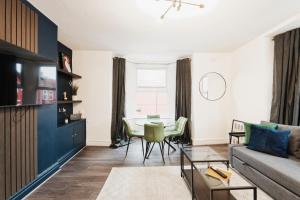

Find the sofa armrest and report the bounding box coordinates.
[229,144,245,165]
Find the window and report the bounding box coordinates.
[126,64,176,119]
[137,69,166,88]
[135,89,169,118]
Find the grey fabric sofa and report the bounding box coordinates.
[230,145,300,200]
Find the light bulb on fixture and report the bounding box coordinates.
[172,0,176,7]
[177,5,181,11]
[177,0,181,11]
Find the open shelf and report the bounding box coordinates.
[57,42,84,127]
[0,39,56,63]
[57,118,86,128]
[57,68,82,79]
[57,100,82,104]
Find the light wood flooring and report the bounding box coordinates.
[26,140,228,200]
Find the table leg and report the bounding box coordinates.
[180,149,183,177]
[253,188,257,200]
[191,162,194,200]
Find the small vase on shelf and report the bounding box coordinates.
[63,91,68,101]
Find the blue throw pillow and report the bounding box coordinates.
[248,125,290,158]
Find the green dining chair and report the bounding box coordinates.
[123,118,144,157]
[147,114,160,119]
[143,123,165,164]
[165,117,188,155]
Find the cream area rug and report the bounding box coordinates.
[96,166,273,200]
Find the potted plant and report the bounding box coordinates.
[72,84,79,100]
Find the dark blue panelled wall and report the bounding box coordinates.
[36,2,60,175]
[37,12,58,62]
[9,1,86,200]
[37,105,58,174]
[21,0,59,177]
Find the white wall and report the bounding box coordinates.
[191,36,274,145]
[231,36,274,123]
[73,51,113,146]
[70,47,274,146]
[62,14,300,146]
[191,53,234,145]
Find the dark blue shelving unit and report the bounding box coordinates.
[8,2,86,200]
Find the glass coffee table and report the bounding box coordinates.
[181,147,257,200]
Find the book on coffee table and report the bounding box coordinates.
[205,167,232,182]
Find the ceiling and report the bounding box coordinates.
[28,0,300,54]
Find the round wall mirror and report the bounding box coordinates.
[199,72,226,101]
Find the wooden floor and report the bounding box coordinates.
[26,140,228,200]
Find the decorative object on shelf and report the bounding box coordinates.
[60,52,72,72]
[63,108,69,124]
[63,91,68,101]
[70,113,82,121]
[158,0,205,19]
[72,84,79,101]
[58,107,66,113]
[58,106,69,124]
[199,72,226,101]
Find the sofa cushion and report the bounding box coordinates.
[232,146,300,197]
[278,124,300,158]
[248,125,290,158]
[244,122,278,145]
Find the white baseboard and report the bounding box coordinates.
[192,138,228,146]
[86,140,111,146]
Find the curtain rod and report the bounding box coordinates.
[126,60,176,65]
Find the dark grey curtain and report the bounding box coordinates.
[270,28,300,125]
[176,58,192,144]
[111,57,126,145]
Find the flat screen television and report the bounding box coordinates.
[0,54,57,107]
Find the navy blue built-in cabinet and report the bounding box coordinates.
[56,120,86,166]
[8,1,86,200]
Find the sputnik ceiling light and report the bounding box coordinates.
[158,0,205,19]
